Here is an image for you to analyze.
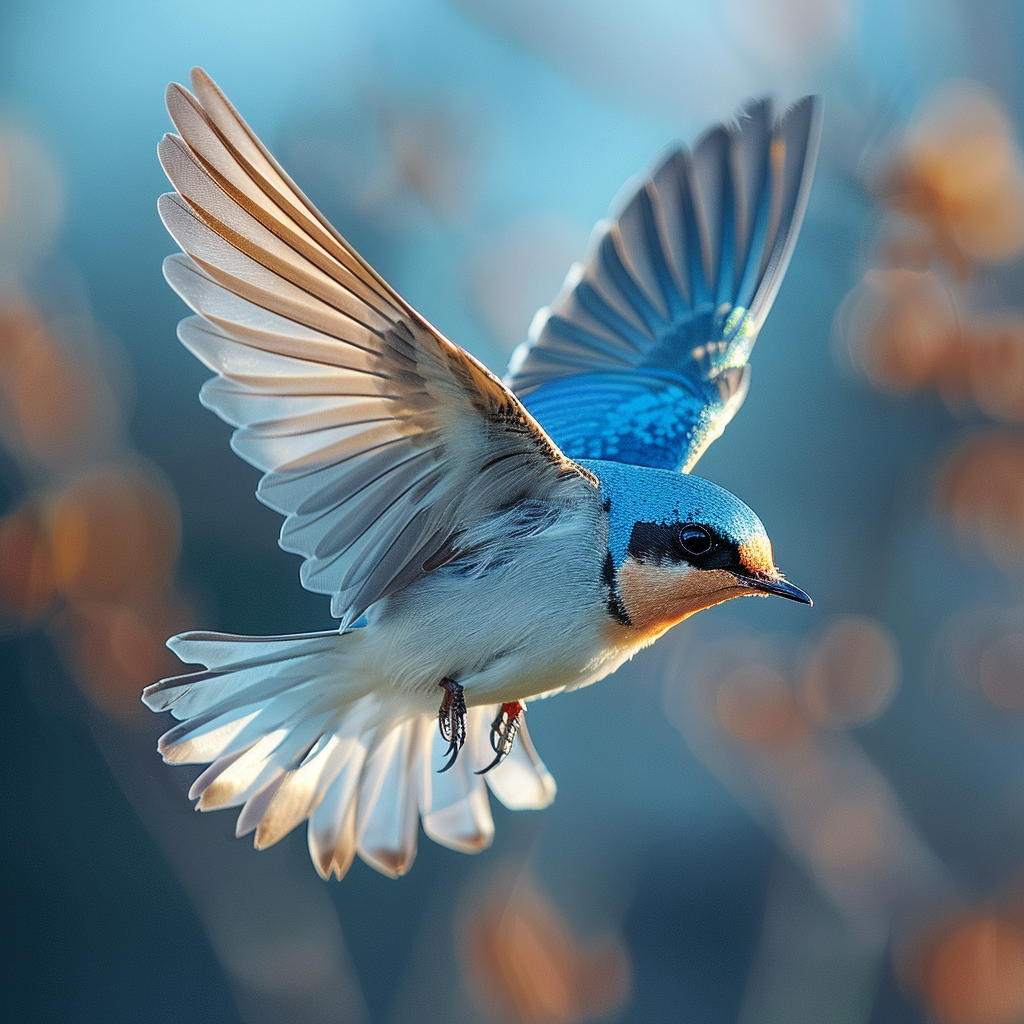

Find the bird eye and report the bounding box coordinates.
[678,524,713,557]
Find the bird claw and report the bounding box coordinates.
[476,702,523,774]
[438,678,466,773]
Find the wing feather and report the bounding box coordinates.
[160,69,597,627]
[507,97,821,473]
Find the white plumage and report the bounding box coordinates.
[146,629,557,878]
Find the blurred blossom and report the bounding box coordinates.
[836,267,962,395]
[49,464,181,603]
[664,627,947,942]
[801,616,900,727]
[461,871,631,1024]
[58,590,191,717]
[0,503,56,624]
[0,306,120,466]
[877,82,1024,274]
[0,286,192,721]
[942,605,1024,712]
[915,913,1024,1024]
[0,303,47,439]
[470,215,588,355]
[0,121,63,276]
[964,318,1024,424]
[839,79,1024,434]
[715,663,806,748]
[937,431,1024,569]
[838,274,1024,423]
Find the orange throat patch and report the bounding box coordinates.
[615,557,753,644]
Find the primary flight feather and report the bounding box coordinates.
[144,69,820,880]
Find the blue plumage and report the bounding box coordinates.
[507,97,821,475]
[580,459,768,567]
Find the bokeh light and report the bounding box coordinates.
[58,594,189,716]
[879,82,1024,272]
[937,431,1024,569]
[943,605,1024,713]
[801,616,900,727]
[461,872,631,1024]
[0,503,55,623]
[837,267,960,394]
[49,464,181,603]
[715,663,806,748]
[918,913,1024,1024]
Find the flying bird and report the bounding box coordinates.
[144,69,820,881]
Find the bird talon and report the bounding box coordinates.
[439,737,461,773]
[437,678,467,772]
[477,702,522,774]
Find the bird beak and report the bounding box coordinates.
[736,570,813,606]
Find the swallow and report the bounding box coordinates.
[143,69,820,881]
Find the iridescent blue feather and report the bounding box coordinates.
[506,96,821,474]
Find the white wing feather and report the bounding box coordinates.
[159,68,598,627]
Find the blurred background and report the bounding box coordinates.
[3,1,1024,1021]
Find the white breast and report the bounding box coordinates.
[351,498,633,705]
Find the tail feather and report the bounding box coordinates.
[159,708,264,765]
[257,695,378,852]
[308,742,367,878]
[422,707,495,855]
[145,630,342,719]
[167,628,343,667]
[198,709,337,813]
[355,720,424,878]
[145,629,558,880]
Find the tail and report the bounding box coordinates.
[141,629,556,880]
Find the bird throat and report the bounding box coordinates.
[615,557,748,643]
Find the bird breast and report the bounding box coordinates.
[361,500,620,704]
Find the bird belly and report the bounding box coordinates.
[359,542,625,706]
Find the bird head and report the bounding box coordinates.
[581,460,811,639]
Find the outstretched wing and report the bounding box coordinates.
[159,68,597,629]
[506,97,821,473]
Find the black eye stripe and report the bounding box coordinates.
[627,520,733,566]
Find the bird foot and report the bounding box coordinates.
[476,702,523,774]
[438,677,467,772]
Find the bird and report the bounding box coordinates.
[143,68,820,882]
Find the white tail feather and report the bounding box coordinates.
[143,629,557,880]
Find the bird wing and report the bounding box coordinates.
[159,68,598,629]
[505,97,821,473]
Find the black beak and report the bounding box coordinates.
[737,571,813,606]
